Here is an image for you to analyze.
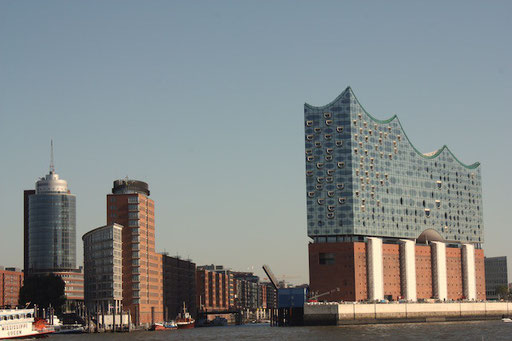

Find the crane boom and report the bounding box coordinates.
[262,264,279,290]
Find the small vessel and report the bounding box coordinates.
[502,318,512,323]
[175,303,195,329]
[151,321,178,331]
[211,316,228,327]
[0,308,55,340]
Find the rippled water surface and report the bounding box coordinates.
[53,321,511,341]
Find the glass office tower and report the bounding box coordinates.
[28,170,76,272]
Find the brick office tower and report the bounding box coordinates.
[107,179,163,325]
[304,87,485,302]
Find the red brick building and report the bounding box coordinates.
[196,269,231,312]
[309,241,485,302]
[107,179,163,325]
[0,267,24,307]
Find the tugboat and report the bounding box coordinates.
[0,308,55,339]
[175,303,195,329]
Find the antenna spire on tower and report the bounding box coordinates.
[50,139,55,173]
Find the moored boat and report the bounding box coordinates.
[0,308,54,340]
[175,303,195,329]
[151,321,178,331]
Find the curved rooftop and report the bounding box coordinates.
[305,87,480,170]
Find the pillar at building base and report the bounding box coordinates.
[431,241,447,301]
[367,237,384,301]
[462,243,477,300]
[399,239,417,301]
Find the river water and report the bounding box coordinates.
[52,320,511,340]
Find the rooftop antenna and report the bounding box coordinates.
[50,139,55,174]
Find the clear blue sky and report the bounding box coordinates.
[1,1,511,284]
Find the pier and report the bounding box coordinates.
[304,302,512,325]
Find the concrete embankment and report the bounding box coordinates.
[304,302,512,325]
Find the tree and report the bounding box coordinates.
[496,285,509,300]
[19,274,66,313]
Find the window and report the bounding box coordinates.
[324,112,331,118]
[314,127,321,133]
[317,198,325,205]
[326,148,333,154]
[306,170,313,176]
[327,169,334,176]
[337,162,345,168]
[437,181,442,189]
[316,162,324,169]
[327,212,335,219]
[307,156,314,162]
[338,197,346,204]
[435,200,441,209]
[336,140,343,146]
[325,155,333,161]
[128,196,139,203]
[308,192,315,198]
[306,120,313,127]
[327,191,334,197]
[336,183,344,190]
[315,141,322,148]
[306,135,314,141]
[328,205,335,211]
[325,119,333,125]
[425,209,431,217]
[336,126,343,133]
[129,220,139,227]
[318,253,335,265]
[324,134,332,140]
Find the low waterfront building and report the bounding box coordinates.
[162,254,196,319]
[196,267,232,312]
[54,269,84,311]
[0,267,24,307]
[82,224,123,314]
[485,256,508,300]
[233,272,259,311]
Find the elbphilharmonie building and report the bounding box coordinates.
[305,87,485,302]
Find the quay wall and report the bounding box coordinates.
[304,302,512,325]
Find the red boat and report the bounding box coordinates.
[151,321,177,331]
[175,303,195,329]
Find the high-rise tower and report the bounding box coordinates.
[28,145,76,272]
[106,178,163,325]
[25,142,83,306]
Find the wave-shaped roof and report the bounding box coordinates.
[305,87,480,170]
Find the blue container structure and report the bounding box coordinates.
[278,288,307,308]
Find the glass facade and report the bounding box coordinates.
[304,87,483,244]
[28,193,76,271]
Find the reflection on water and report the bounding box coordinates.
[53,320,511,341]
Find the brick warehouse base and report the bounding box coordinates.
[309,241,485,302]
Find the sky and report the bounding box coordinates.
[0,1,511,284]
